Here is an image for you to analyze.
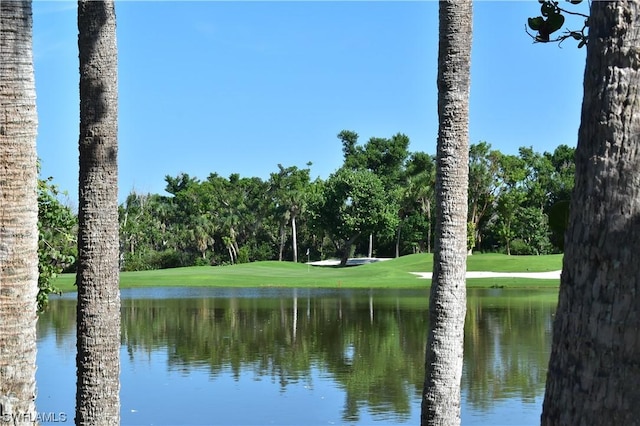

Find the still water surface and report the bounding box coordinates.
[36,287,556,425]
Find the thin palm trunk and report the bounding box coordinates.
[278,222,285,261]
[541,1,640,424]
[421,1,472,425]
[291,215,298,263]
[76,1,121,424]
[0,1,40,423]
[395,222,402,258]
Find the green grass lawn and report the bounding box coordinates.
[52,253,563,292]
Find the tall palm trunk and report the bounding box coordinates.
[0,1,40,423]
[76,1,121,424]
[421,1,472,425]
[278,223,285,261]
[541,1,640,424]
[396,222,402,258]
[291,214,298,263]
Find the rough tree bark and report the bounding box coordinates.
[0,1,40,424]
[541,1,640,424]
[421,1,472,425]
[75,1,121,424]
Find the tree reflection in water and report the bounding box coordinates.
[37,287,556,424]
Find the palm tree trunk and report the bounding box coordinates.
[421,1,472,425]
[0,1,40,423]
[291,215,298,263]
[278,223,285,261]
[395,223,402,258]
[542,2,640,424]
[76,1,121,424]
[232,241,239,262]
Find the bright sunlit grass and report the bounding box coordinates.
[52,253,563,292]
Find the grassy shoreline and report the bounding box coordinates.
[52,253,562,292]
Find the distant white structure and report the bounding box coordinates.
[307,258,392,267]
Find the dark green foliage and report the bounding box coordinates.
[311,167,398,264]
[37,175,77,311]
[547,200,570,250]
[527,0,589,46]
[122,249,189,271]
[470,144,575,255]
[35,138,574,296]
[528,2,565,42]
[115,134,575,269]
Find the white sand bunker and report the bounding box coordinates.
[410,270,561,280]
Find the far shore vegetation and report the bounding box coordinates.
[38,140,574,306]
[51,253,563,293]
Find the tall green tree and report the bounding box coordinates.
[76,0,121,424]
[119,191,176,270]
[544,144,575,209]
[422,1,472,425]
[401,152,436,255]
[0,1,40,422]
[268,164,311,263]
[338,130,365,170]
[492,153,526,255]
[337,130,410,257]
[542,1,640,423]
[164,174,216,263]
[313,168,397,266]
[467,142,500,252]
[544,144,575,251]
[517,146,555,211]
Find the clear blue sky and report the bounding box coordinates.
[32,1,588,207]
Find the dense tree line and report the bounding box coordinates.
[117,132,575,271]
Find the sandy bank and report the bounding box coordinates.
[409,270,562,280]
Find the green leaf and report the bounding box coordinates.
[528,16,544,31]
[547,13,565,33]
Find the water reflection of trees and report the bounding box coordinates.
[463,290,556,410]
[120,292,426,422]
[37,289,556,422]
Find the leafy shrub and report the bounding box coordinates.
[510,239,535,255]
[237,246,250,264]
[194,256,210,266]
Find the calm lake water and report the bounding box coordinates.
[36,287,557,425]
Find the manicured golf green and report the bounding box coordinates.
[51,253,562,292]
